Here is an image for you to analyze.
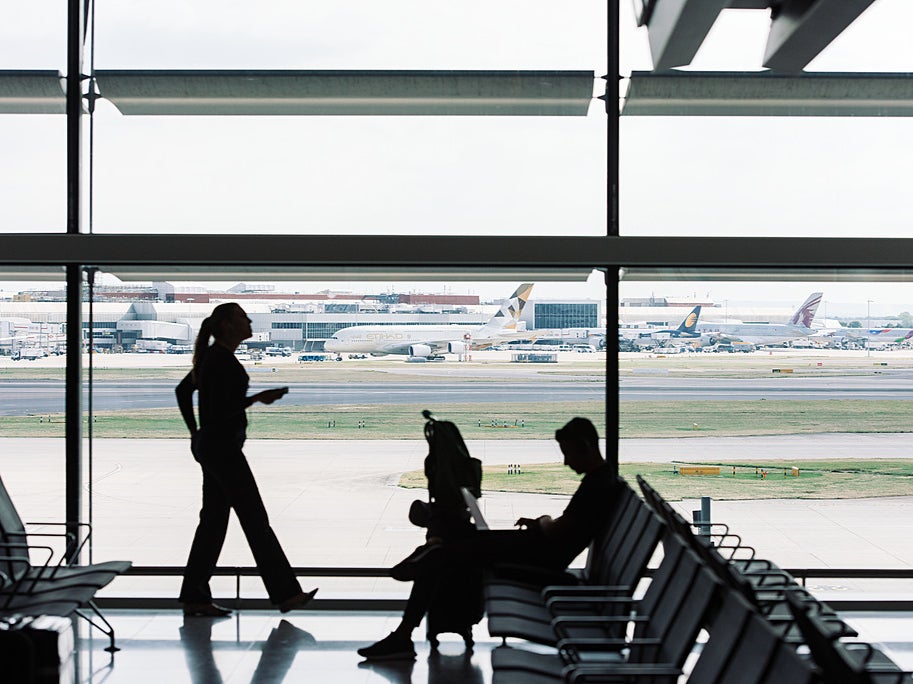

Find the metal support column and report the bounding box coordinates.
[605,0,620,479]
[65,0,85,560]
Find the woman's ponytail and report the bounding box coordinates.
[191,316,213,381]
[191,303,239,382]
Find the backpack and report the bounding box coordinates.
[422,412,482,509]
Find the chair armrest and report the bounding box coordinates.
[551,615,650,630]
[25,521,93,568]
[565,662,681,683]
[542,585,631,599]
[558,637,662,661]
[489,562,578,587]
[0,542,55,565]
[547,595,636,612]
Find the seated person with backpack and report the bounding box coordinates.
[357,416,618,660]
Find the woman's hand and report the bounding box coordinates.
[252,387,289,405]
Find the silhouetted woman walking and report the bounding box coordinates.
[176,302,317,616]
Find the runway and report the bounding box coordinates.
[0,379,606,416]
[621,374,913,401]
[4,373,913,415]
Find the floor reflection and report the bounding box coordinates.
[180,617,317,684]
[358,649,484,684]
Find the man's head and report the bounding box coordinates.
[555,417,603,474]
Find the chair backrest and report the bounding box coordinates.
[629,541,721,668]
[0,474,31,583]
[783,589,908,684]
[583,482,638,582]
[597,504,665,592]
[692,590,816,684]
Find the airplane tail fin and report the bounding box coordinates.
[676,306,701,335]
[477,283,534,336]
[789,292,823,328]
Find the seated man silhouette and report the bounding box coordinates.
[357,417,618,660]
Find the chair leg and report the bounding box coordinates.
[75,600,119,653]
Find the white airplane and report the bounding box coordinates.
[324,283,534,358]
[835,327,913,348]
[697,292,823,347]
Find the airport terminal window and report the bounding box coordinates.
[54,275,607,599]
[535,303,600,329]
[89,114,607,237]
[619,117,913,238]
[618,2,913,239]
[6,0,913,606]
[76,2,609,237]
[0,8,68,233]
[0,118,67,233]
[0,277,67,555]
[618,275,913,598]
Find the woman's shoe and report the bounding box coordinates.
[182,602,232,618]
[278,587,319,613]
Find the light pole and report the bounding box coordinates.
[866,299,873,357]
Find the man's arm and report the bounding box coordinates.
[515,514,576,540]
[175,371,198,436]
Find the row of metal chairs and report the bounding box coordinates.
[482,475,911,683]
[0,474,131,653]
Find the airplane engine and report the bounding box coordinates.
[408,344,434,358]
[447,341,467,354]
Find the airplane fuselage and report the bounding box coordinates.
[698,322,814,346]
[325,325,477,354]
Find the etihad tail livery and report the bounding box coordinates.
[324,283,534,358]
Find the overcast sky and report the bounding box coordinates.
[2,1,913,313]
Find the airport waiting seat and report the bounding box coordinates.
[489,535,721,682]
[636,474,857,643]
[0,474,131,653]
[785,590,913,684]
[494,583,817,684]
[485,479,661,612]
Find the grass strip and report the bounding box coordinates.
[400,459,913,500]
[7,399,913,438]
[619,400,913,437]
[0,402,606,440]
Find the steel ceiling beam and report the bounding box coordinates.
[94,70,596,116]
[623,71,913,116]
[764,0,878,72]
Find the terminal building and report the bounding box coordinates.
[0,286,604,354]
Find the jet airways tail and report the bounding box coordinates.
[476,283,534,338]
[675,305,701,336]
[788,292,823,328]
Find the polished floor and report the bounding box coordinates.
[76,610,499,684]
[68,609,913,683]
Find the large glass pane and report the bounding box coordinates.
[83,1,607,236]
[0,117,66,233]
[0,275,67,549]
[619,0,913,238]
[0,7,68,233]
[90,107,606,236]
[619,271,913,603]
[73,272,606,599]
[94,2,607,71]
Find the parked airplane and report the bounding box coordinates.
[839,327,913,348]
[630,306,703,347]
[323,283,534,358]
[697,292,823,347]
